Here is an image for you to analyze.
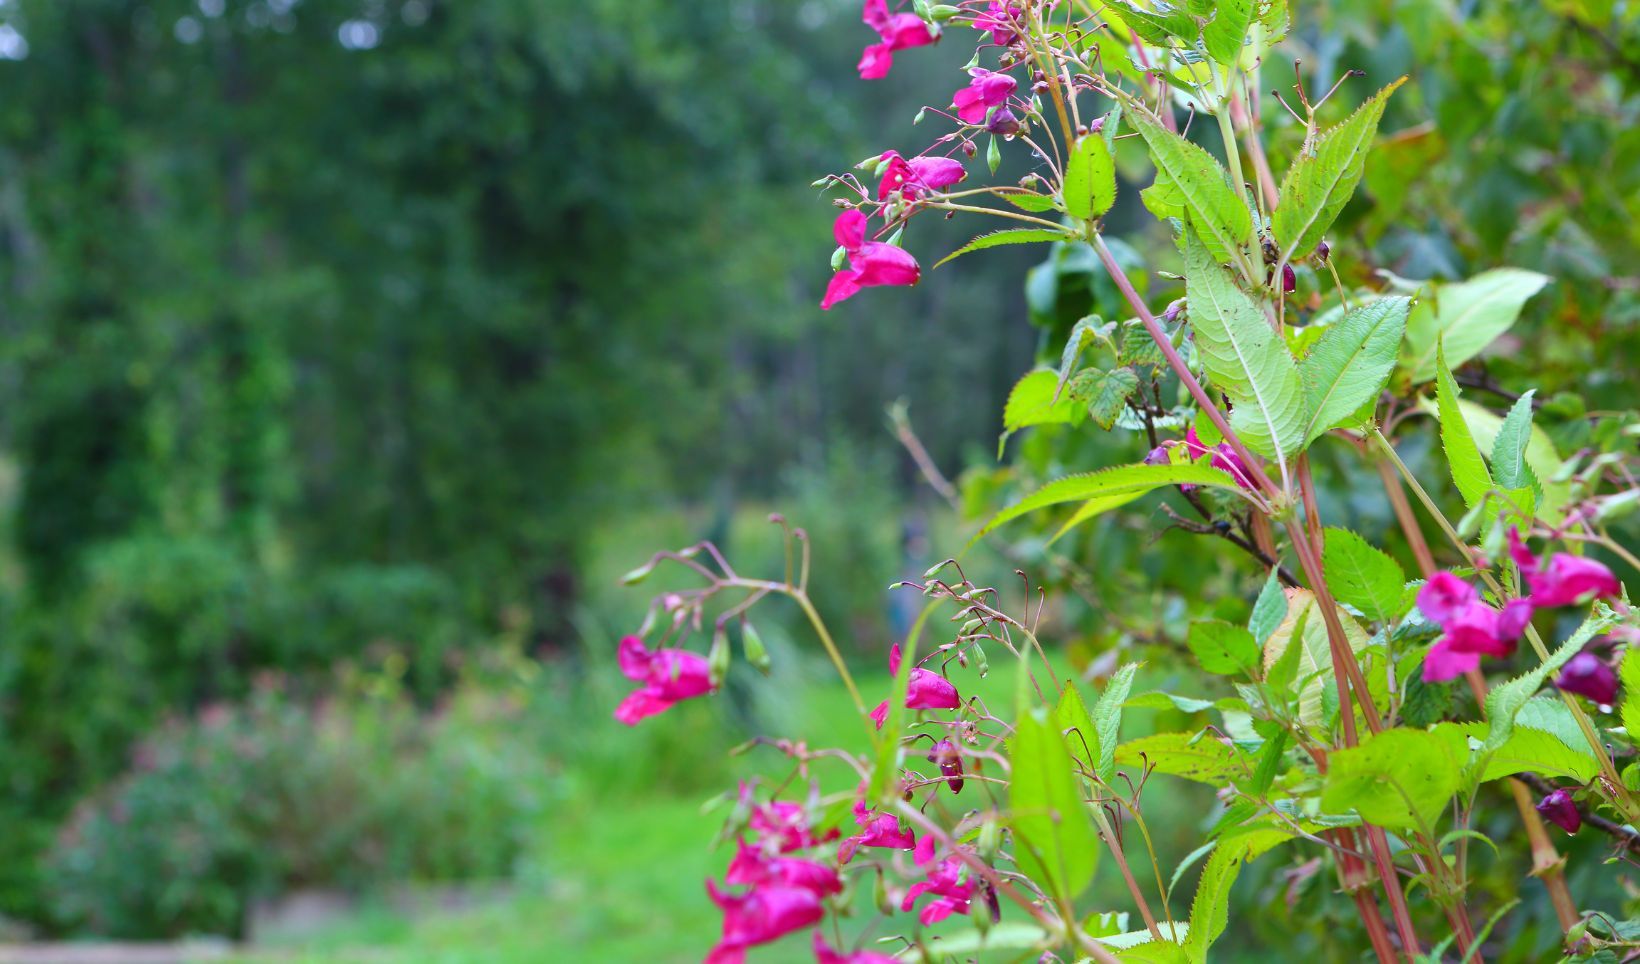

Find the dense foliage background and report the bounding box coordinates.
[0,0,1637,956]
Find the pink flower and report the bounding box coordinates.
[1555,651,1619,705]
[1421,639,1481,682]
[858,0,935,80]
[900,841,976,925]
[613,635,715,725]
[1415,573,1528,681]
[1180,428,1255,490]
[813,931,901,964]
[876,151,967,203]
[1509,529,1622,609]
[837,801,916,863]
[821,210,921,310]
[972,2,1022,46]
[739,785,838,853]
[1417,571,1477,623]
[867,643,961,729]
[725,842,843,898]
[952,68,1017,124]
[705,881,825,964]
[926,739,964,794]
[1535,788,1581,834]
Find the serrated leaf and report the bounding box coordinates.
[1114,731,1249,785]
[936,228,1069,268]
[1434,341,1493,510]
[1184,829,1289,961]
[999,369,1079,455]
[1188,619,1261,676]
[1094,663,1140,783]
[1321,728,1459,831]
[1055,680,1098,771]
[1297,297,1409,443]
[1106,0,1199,45]
[1184,230,1307,459]
[1484,608,1617,752]
[1005,191,1062,212]
[1623,647,1640,737]
[1055,316,1109,400]
[1262,589,1373,730]
[973,462,1249,541]
[1070,367,1141,428]
[1322,528,1407,622]
[1402,269,1552,382]
[1479,726,1600,783]
[1009,706,1099,903]
[1248,730,1288,796]
[1201,0,1254,65]
[1064,133,1117,221]
[1273,77,1406,264]
[1490,390,1537,491]
[1249,568,1287,645]
[1449,395,1570,525]
[1130,112,1253,263]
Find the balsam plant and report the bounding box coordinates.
[615,2,1640,961]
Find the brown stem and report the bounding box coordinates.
[1093,809,1163,941]
[1231,91,1279,212]
[1375,456,1438,577]
[1354,887,1401,964]
[1507,777,1581,932]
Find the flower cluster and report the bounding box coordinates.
[1415,530,1622,682]
[1145,426,1256,490]
[856,0,936,80]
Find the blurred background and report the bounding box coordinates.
[1,0,1638,960]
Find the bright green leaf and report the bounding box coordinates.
[1297,297,1409,443]
[1490,390,1537,492]
[1187,619,1261,676]
[1201,0,1254,66]
[1402,268,1552,382]
[936,228,1069,268]
[1114,731,1250,785]
[1248,568,1288,645]
[973,462,1249,541]
[1484,608,1617,752]
[1009,707,1099,904]
[1623,647,1640,738]
[1434,341,1493,510]
[1093,663,1141,784]
[1321,728,1460,831]
[1069,366,1141,429]
[1130,112,1253,263]
[1322,528,1407,621]
[1262,589,1374,730]
[1064,134,1118,221]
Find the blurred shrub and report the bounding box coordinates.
[44,664,550,939]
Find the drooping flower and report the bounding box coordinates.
[1509,529,1622,609]
[867,643,961,729]
[821,209,921,310]
[1554,651,1619,705]
[971,2,1022,46]
[813,930,901,964]
[1535,788,1582,834]
[739,784,839,853]
[1417,571,1476,623]
[1415,574,1528,682]
[926,738,964,794]
[985,107,1021,136]
[1281,263,1297,294]
[836,801,917,863]
[705,880,826,964]
[613,635,716,725]
[901,838,977,925]
[858,0,936,80]
[876,151,967,203]
[725,842,844,898]
[952,68,1017,125]
[1181,427,1255,490]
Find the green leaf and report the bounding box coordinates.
[1055,680,1098,771]
[1093,663,1140,784]
[1069,367,1140,429]
[1322,528,1407,622]
[1272,77,1406,264]
[1320,728,1460,831]
[1183,829,1289,961]
[1130,112,1253,263]
[999,369,1079,456]
[1297,297,1409,443]
[1434,341,1493,510]
[913,922,1053,960]
[1006,191,1062,212]
[1622,648,1640,738]
[1115,731,1250,785]
[936,228,1069,268]
[1450,396,1571,525]
[1262,589,1374,730]
[1201,0,1254,66]
[1248,568,1287,645]
[1008,706,1099,903]
[1479,727,1600,784]
[1402,268,1552,382]
[1064,134,1118,221]
[1484,608,1617,752]
[1248,730,1289,796]
[1184,230,1307,460]
[1055,316,1110,399]
[1105,0,1199,46]
[973,462,1249,541]
[1490,390,1537,491]
[1187,619,1261,676]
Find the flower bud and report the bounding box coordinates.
[1316,240,1331,262]
[927,738,965,793]
[929,4,962,21]
[1281,263,1296,294]
[708,627,731,687]
[831,245,848,271]
[1554,651,1618,705]
[742,621,772,675]
[1536,788,1582,834]
[854,153,884,170]
[620,560,657,586]
[972,642,988,677]
[985,107,1021,137]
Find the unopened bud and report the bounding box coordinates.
[620,560,657,586]
[928,3,960,20]
[927,739,965,793]
[873,869,895,916]
[1281,263,1296,294]
[742,621,771,674]
[708,628,731,686]
[972,642,988,677]
[985,107,1021,137]
[854,153,884,170]
[977,818,1001,862]
[1316,239,1331,262]
[831,245,848,271]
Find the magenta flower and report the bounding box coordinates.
[739,785,838,854]
[704,881,825,964]
[926,738,964,794]
[1415,574,1528,682]
[901,839,977,925]
[725,843,843,899]
[1555,651,1619,705]
[1281,263,1297,294]
[876,151,967,203]
[952,68,1017,125]
[1417,571,1476,622]
[1509,529,1622,609]
[1535,788,1582,834]
[613,635,715,725]
[972,2,1022,46]
[867,643,961,729]
[1421,639,1481,683]
[858,0,935,80]
[813,931,901,964]
[821,209,921,310]
[836,801,917,863]
[1181,427,1255,490]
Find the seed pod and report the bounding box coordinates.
[742,621,771,674]
[926,738,965,793]
[708,627,731,686]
